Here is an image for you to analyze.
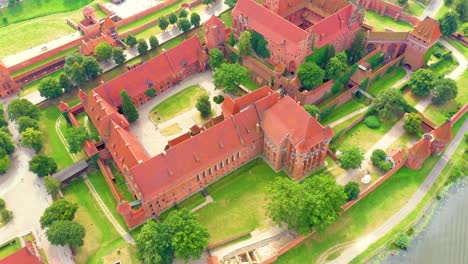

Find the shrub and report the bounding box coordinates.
[0,208,13,223]
[364,115,380,129]
[377,160,393,172]
[213,95,224,104]
[394,233,410,250]
[344,182,360,201]
[0,198,5,209]
[371,149,387,165]
[0,155,11,173]
[144,88,156,97]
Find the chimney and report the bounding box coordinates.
[256,123,260,134]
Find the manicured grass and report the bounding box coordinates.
[385,132,418,152]
[39,106,74,170]
[178,192,206,211]
[12,48,78,77]
[446,37,468,59]
[429,55,459,77]
[192,160,288,244]
[367,67,406,97]
[108,162,135,202]
[403,90,420,107]
[0,238,21,259]
[76,113,100,141]
[19,69,64,97]
[332,114,363,134]
[244,77,261,91]
[220,10,233,27]
[160,123,183,136]
[404,0,425,16]
[276,155,441,263]
[321,98,368,126]
[134,23,164,40]
[149,85,208,124]
[364,11,412,32]
[435,4,450,19]
[334,118,398,152]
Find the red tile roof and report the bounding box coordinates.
[431,121,452,144]
[80,34,116,56]
[411,17,442,44]
[94,36,204,107]
[0,246,42,264]
[205,15,224,28]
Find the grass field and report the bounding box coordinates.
[404,0,425,16]
[364,11,412,32]
[150,85,208,124]
[331,114,363,134]
[321,98,369,126]
[219,11,233,27]
[244,78,261,91]
[0,238,21,259]
[191,160,288,244]
[367,67,406,96]
[429,55,459,77]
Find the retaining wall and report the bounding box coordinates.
[320,85,359,110]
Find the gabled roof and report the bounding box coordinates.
[0,246,42,264]
[80,34,115,56]
[410,17,441,44]
[205,15,224,28]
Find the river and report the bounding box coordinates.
[379,179,468,264]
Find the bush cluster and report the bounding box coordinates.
[371,149,392,172]
[364,115,381,129]
[213,95,225,104]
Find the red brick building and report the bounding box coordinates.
[0,60,20,98]
[0,242,43,264]
[232,0,364,73]
[204,16,226,50]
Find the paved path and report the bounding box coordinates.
[440,39,467,80]
[420,0,443,19]
[330,118,468,264]
[328,107,369,128]
[191,195,214,212]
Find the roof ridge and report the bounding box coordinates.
[230,115,245,145]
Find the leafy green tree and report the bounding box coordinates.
[0,198,4,209]
[209,49,225,69]
[149,36,159,50]
[432,78,458,105]
[203,0,215,5]
[178,9,188,18]
[238,31,252,56]
[65,126,91,154]
[213,63,250,93]
[394,233,410,250]
[303,105,320,118]
[46,220,85,248]
[227,32,236,46]
[0,155,10,174]
[347,29,365,64]
[159,17,169,31]
[17,116,39,133]
[7,99,40,121]
[456,0,467,22]
[40,200,78,229]
[136,221,172,264]
[64,53,84,76]
[137,39,149,55]
[225,0,238,8]
[20,128,43,152]
[0,105,7,128]
[44,176,61,198]
[344,182,360,201]
[70,62,87,86]
[177,18,191,33]
[398,0,408,6]
[125,34,138,47]
[39,77,63,99]
[169,13,178,25]
[113,47,126,65]
[59,73,74,93]
[29,154,57,177]
[0,130,15,155]
[439,12,459,36]
[196,95,212,117]
[338,147,364,170]
[120,90,139,122]
[409,68,434,96]
[1,208,12,223]
[190,12,201,27]
[325,55,347,80]
[403,113,423,135]
[250,31,270,58]
[371,149,387,166]
[373,89,407,119]
[83,56,102,79]
[297,62,325,90]
[94,42,113,61]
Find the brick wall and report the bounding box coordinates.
[371,55,403,79]
[13,57,66,86]
[334,115,365,141]
[320,85,359,110]
[450,103,468,124]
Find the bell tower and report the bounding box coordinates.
[204,16,226,50]
[0,61,19,98]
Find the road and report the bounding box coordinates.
[420,0,443,19]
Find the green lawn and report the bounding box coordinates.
[244,77,261,91]
[364,11,412,32]
[403,90,420,107]
[429,55,459,77]
[177,192,206,211]
[12,48,78,77]
[149,84,208,124]
[331,114,363,135]
[385,132,418,152]
[435,4,450,19]
[404,0,425,16]
[220,10,233,27]
[108,162,135,202]
[321,98,369,126]
[191,160,288,244]
[367,67,406,97]
[0,238,21,259]
[19,69,64,97]
[446,37,468,59]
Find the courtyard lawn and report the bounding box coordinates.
[243,77,261,91]
[192,160,288,244]
[446,38,468,59]
[364,11,412,32]
[404,0,425,16]
[220,11,233,27]
[428,55,459,77]
[177,192,206,211]
[403,90,420,107]
[321,98,369,126]
[367,67,406,97]
[160,123,183,136]
[331,114,363,135]
[108,162,135,202]
[134,23,164,40]
[0,238,21,259]
[76,113,100,142]
[385,132,418,152]
[149,85,208,124]
[276,155,440,263]
[435,4,449,19]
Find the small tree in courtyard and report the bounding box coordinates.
[83,56,102,79]
[125,34,137,47]
[372,89,407,120]
[20,128,43,152]
[113,47,126,65]
[44,176,61,199]
[403,113,423,135]
[338,147,364,170]
[39,77,63,99]
[203,0,215,6]
[439,12,459,36]
[7,99,40,121]
[344,182,360,201]
[394,233,410,250]
[70,62,87,86]
[29,154,57,177]
[408,68,434,97]
[190,12,201,27]
[40,199,78,229]
[196,95,212,118]
[371,149,392,172]
[213,63,250,93]
[1,208,12,223]
[94,42,113,61]
[209,49,225,69]
[59,73,74,93]
[432,78,458,105]
[347,29,365,64]
[238,31,252,56]
[46,220,85,248]
[137,39,149,55]
[149,36,159,50]
[325,52,348,80]
[227,32,236,46]
[177,18,191,33]
[169,13,178,25]
[159,17,169,31]
[297,62,325,90]
[120,90,139,122]
[303,105,320,118]
[17,116,39,133]
[225,0,238,8]
[65,126,91,154]
[178,9,188,18]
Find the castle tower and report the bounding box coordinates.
[404,17,441,69]
[204,16,226,50]
[0,60,20,98]
[83,6,97,21]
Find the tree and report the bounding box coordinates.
[227,32,236,46]
[169,13,178,25]
[70,62,87,86]
[39,77,63,99]
[94,42,113,61]
[371,149,387,166]
[149,36,159,50]
[456,0,467,22]
[177,18,191,33]
[120,90,139,122]
[44,176,61,198]
[178,9,188,18]
[0,131,15,156]
[137,39,149,55]
[297,62,325,90]
[136,221,171,264]
[344,182,360,201]
[403,113,423,135]
[347,29,365,64]
[0,155,11,174]
[59,73,74,93]
[303,105,320,118]
[159,17,169,31]
[373,89,407,119]
[325,56,347,80]
[196,95,212,117]
[444,0,453,6]
[83,56,102,79]
[0,199,4,209]
[250,31,270,58]
[7,99,40,121]
[209,49,225,69]
[17,116,39,133]
[40,200,78,229]
[225,0,238,8]
[213,63,250,93]
[65,126,91,154]
[203,0,215,5]
[409,68,434,96]
[439,12,459,36]
[238,31,252,56]
[29,154,57,177]
[394,233,410,250]
[432,78,458,105]
[113,47,126,65]
[125,34,137,47]
[1,209,12,223]
[20,128,43,152]
[46,220,85,248]
[64,53,84,76]
[338,147,364,170]
[190,12,201,27]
